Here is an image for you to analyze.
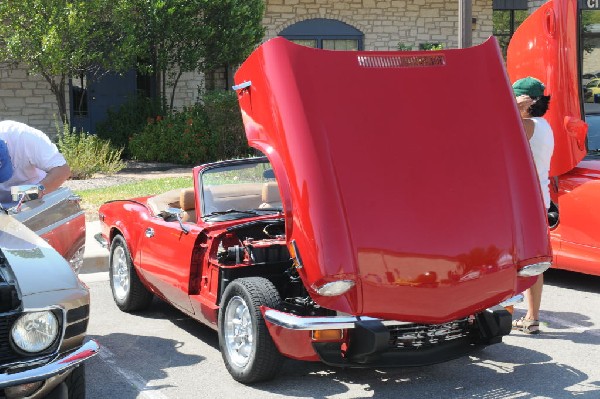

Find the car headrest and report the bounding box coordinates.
[180,187,195,211]
[262,182,280,203]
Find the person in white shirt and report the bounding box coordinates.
[512,77,555,334]
[0,120,71,203]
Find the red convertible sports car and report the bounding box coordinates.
[97,37,552,383]
[507,0,600,277]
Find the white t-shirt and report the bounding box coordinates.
[529,117,555,209]
[0,120,67,202]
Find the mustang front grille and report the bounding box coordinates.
[64,304,90,340]
[0,314,20,364]
[388,318,470,349]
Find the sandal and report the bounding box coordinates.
[512,317,540,334]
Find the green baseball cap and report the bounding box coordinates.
[512,76,546,98]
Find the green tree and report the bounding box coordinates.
[201,0,265,84]
[129,0,265,110]
[0,0,139,124]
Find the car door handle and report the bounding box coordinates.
[145,228,154,238]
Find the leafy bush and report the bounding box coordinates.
[128,90,252,164]
[95,95,166,156]
[56,122,126,179]
[397,43,413,51]
[128,105,210,164]
[203,90,250,160]
[420,42,444,51]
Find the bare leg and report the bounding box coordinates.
[524,274,543,320]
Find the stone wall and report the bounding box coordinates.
[263,0,494,51]
[0,63,65,136]
[166,69,206,109]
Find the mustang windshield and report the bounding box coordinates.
[200,159,283,220]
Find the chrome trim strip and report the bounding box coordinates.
[517,261,552,277]
[0,340,99,388]
[232,81,251,91]
[263,309,411,331]
[265,303,511,331]
[498,294,524,308]
[34,211,85,237]
[94,233,108,249]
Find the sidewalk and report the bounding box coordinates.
[82,220,108,274]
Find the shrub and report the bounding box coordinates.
[420,42,444,51]
[128,104,210,165]
[128,90,252,164]
[397,43,413,51]
[203,90,251,160]
[95,95,166,156]
[56,122,126,179]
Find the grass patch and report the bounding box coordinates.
[75,177,193,210]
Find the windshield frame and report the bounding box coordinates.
[198,157,283,221]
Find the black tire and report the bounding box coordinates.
[218,277,284,383]
[109,235,153,312]
[64,364,85,399]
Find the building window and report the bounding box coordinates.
[70,75,88,117]
[279,18,363,50]
[493,0,529,58]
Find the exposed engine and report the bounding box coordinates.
[215,219,333,317]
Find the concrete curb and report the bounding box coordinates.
[82,220,109,274]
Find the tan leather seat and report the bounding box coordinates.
[259,182,282,209]
[146,188,182,216]
[180,187,196,223]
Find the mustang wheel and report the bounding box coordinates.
[64,363,85,399]
[109,235,153,312]
[218,277,284,383]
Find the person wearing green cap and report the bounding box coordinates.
[511,76,555,334]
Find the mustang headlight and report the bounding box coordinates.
[11,311,60,353]
[313,280,355,296]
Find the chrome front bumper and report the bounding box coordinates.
[0,339,99,389]
[264,295,524,331]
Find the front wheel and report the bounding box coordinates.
[109,235,153,312]
[64,364,85,399]
[218,277,284,384]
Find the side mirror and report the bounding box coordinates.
[161,207,189,234]
[11,184,42,202]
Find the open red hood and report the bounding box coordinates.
[507,0,587,176]
[234,38,551,323]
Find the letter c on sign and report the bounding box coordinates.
[588,0,599,9]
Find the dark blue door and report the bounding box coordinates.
[70,70,137,133]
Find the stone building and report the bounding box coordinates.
[0,1,569,135]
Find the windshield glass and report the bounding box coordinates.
[582,10,600,151]
[199,159,282,220]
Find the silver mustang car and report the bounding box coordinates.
[0,185,97,399]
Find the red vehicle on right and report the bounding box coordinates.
[507,0,600,276]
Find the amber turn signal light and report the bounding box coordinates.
[311,329,343,341]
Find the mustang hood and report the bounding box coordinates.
[0,214,79,296]
[234,37,552,323]
[507,0,587,176]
